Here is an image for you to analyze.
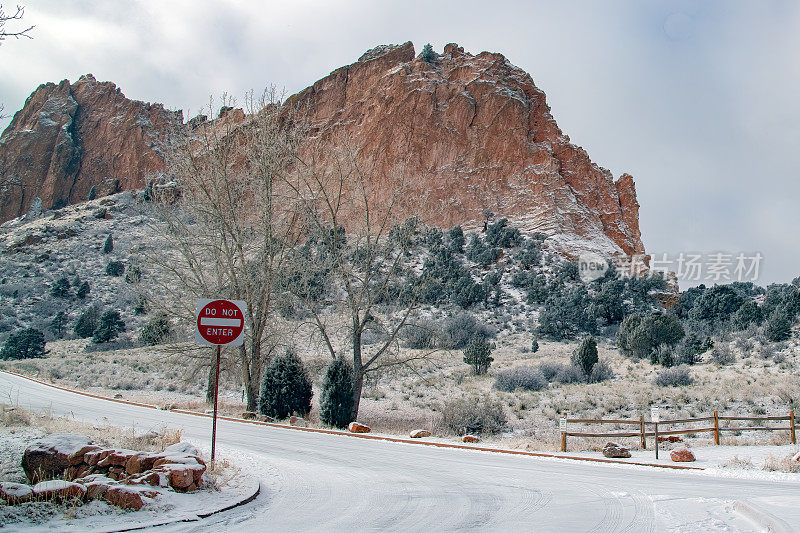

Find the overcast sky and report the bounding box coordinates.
[1,1,798,287]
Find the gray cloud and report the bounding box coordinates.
[1,0,797,286]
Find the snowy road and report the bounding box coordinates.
[2,371,799,532]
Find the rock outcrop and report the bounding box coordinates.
[0,74,183,222]
[289,42,645,257]
[1,43,645,258]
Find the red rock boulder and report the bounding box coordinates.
[462,435,481,443]
[409,429,431,438]
[103,486,145,511]
[670,447,696,462]
[0,482,33,504]
[348,422,371,434]
[32,480,87,501]
[602,442,632,459]
[22,434,94,483]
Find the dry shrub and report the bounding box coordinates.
[440,395,507,435]
[763,454,800,473]
[1,405,32,426]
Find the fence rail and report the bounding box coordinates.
[560,409,797,452]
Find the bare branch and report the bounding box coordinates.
[0,5,35,42]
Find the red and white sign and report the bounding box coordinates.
[195,298,247,346]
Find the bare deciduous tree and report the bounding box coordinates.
[285,141,432,420]
[144,88,303,411]
[0,4,33,42]
[0,4,34,119]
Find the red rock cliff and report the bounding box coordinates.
[289,42,644,257]
[0,43,644,258]
[0,74,183,221]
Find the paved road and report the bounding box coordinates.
[2,371,798,532]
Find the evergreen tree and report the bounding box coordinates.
[50,277,71,298]
[319,357,354,428]
[765,308,792,342]
[74,306,100,338]
[421,43,437,63]
[92,310,126,343]
[103,234,114,254]
[76,281,90,299]
[448,225,465,253]
[87,186,96,201]
[618,313,684,361]
[49,311,68,339]
[733,300,763,330]
[106,261,125,277]
[1,328,46,360]
[259,350,313,419]
[531,338,539,353]
[463,335,494,375]
[571,336,599,376]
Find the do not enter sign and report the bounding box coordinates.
[195,299,247,346]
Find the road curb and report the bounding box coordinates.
[734,500,789,533]
[1,369,704,471]
[111,481,261,532]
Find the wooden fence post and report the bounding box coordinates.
[713,411,720,445]
[639,414,646,450]
[790,409,796,445]
[561,431,567,452]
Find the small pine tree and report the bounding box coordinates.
[420,43,437,63]
[92,310,126,343]
[765,308,792,342]
[0,328,46,360]
[74,306,100,338]
[49,311,68,339]
[87,186,96,201]
[463,336,494,375]
[531,338,539,353]
[259,350,313,420]
[50,277,71,298]
[319,357,354,428]
[103,234,114,254]
[572,336,599,375]
[448,225,465,253]
[106,261,125,277]
[76,281,90,299]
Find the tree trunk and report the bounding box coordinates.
[351,328,364,420]
[351,369,364,421]
[238,343,260,413]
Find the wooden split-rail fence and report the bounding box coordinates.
[559,409,797,452]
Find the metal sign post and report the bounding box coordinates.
[651,406,660,460]
[195,299,247,469]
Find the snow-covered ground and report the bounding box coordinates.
[3,370,800,532]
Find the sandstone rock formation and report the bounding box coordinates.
[1,43,645,259]
[0,74,182,222]
[289,42,645,257]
